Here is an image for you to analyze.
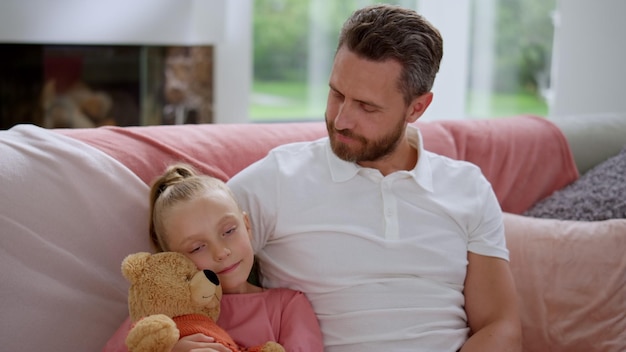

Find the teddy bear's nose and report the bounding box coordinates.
[203,270,219,286]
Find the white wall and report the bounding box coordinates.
[213,0,252,123]
[419,0,471,121]
[0,0,225,45]
[549,0,626,117]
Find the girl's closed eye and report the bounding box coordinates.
[223,226,236,237]
[190,243,206,254]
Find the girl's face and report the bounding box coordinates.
[162,189,256,294]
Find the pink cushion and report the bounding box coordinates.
[58,115,577,214]
[503,213,626,352]
[432,116,579,213]
[57,122,328,184]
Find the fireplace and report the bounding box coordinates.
[0,0,226,129]
[0,44,213,129]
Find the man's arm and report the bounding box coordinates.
[461,252,522,352]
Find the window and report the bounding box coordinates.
[467,0,556,119]
[250,0,555,122]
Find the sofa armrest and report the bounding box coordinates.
[550,113,626,174]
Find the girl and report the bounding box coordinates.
[105,163,323,352]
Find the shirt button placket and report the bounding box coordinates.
[382,178,399,239]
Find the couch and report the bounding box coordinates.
[1,114,625,352]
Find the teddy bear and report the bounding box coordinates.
[41,80,115,129]
[122,251,285,352]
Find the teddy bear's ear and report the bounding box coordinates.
[121,252,152,283]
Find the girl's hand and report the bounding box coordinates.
[171,333,232,352]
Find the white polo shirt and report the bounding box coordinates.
[227,126,508,352]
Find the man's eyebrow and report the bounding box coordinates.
[328,83,384,109]
[356,98,383,110]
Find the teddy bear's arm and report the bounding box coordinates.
[126,314,180,352]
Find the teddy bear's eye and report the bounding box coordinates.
[185,274,193,282]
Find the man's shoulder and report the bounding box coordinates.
[229,137,328,185]
[270,137,327,154]
[265,137,329,165]
[424,150,485,181]
[425,150,480,170]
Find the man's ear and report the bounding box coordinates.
[406,92,434,123]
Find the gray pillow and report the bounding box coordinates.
[524,145,626,221]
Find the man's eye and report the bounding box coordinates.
[224,227,236,236]
[331,90,344,100]
[361,104,377,113]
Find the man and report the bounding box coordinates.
[228,4,521,351]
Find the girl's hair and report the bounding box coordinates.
[148,163,236,252]
[337,4,443,105]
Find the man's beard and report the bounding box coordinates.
[325,113,405,163]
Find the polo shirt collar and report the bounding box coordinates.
[325,126,434,192]
[406,125,434,192]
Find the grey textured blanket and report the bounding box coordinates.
[524,145,626,221]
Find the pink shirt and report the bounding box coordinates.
[103,288,323,352]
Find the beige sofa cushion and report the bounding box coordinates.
[0,125,152,352]
[504,213,626,352]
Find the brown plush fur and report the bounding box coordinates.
[122,252,284,352]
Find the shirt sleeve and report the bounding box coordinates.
[277,290,324,352]
[467,173,509,261]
